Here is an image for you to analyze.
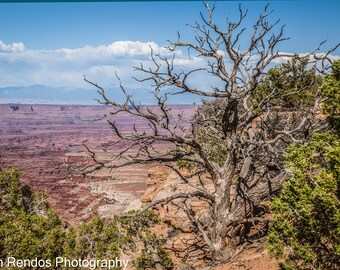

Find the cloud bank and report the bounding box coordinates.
[0,40,189,89]
[0,39,338,104]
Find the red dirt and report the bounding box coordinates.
[211,249,280,270]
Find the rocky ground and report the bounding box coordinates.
[137,166,280,270]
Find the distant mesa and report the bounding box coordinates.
[10,105,19,111]
[0,85,202,105]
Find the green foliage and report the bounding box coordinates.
[321,60,340,131]
[68,210,162,260]
[0,168,173,269]
[176,99,230,170]
[268,61,340,269]
[0,168,65,267]
[253,56,322,109]
[194,99,230,167]
[70,212,171,269]
[134,234,173,270]
[267,132,340,269]
[64,226,77,258]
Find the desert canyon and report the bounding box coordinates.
[0,104,280,269]
[0,104,192,225]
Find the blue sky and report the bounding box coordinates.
[0,1,339,104]
[1,1,339,51]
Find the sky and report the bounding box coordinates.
[0,0,339,104]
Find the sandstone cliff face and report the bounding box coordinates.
[140,166,212,225]
[130,165,209,268]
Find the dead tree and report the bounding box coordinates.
[82,3,338,263]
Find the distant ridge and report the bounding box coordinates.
[0,85,202,105]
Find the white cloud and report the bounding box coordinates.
[106,41,158,56]
[0,40,25,53]
[54,41,164,59]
